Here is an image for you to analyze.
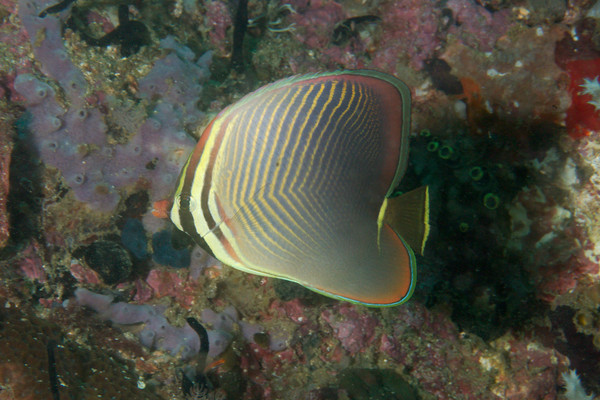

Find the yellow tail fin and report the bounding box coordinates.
[383,186,430,255]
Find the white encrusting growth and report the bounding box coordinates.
[562,370,595,400]
[579,76,600,112]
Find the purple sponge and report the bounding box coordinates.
[19,0,86,106]
[15,73,120,211]
[74,288,201,360]
[16,0,212,212]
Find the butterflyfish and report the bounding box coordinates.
[171,70,429,306]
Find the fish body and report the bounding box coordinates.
[171,70,429,306]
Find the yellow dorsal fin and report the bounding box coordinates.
[383,186,430,255]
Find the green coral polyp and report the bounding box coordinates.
[438,145,454,160]
[427,140,439,152]
[483,193,500,210]
[469,166,484,181]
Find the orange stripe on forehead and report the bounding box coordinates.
[199,120,229,232]
[182,118,216,193]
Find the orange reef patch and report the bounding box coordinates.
[151,199,171,218]
[565,58,600,139]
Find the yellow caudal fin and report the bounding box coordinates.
[383,186,430,255]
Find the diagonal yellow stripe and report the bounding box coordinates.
[286,80,342,242]
[258,86,325,250]
[296,80,347,234]
[229,86,314,260]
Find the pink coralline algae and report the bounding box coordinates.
[321,303,379,355]
[446,0,511,52]
[145,268,199,309]
[206,1,233,56]
[289,0,345,50]
[286,0,514,73]
[253,295,567,399]
[17,243,47,283]
[0,115,12,248]
[69,261,101,285]
[269,298,310,325]
[377,302,566,400]
[287,0,442,72]
[497,336,568,400]
[239,342,297,399]
[258,297,570,399]
[0,0,31,67]
[371,0,443,71]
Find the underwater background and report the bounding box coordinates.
[0,0,600,398]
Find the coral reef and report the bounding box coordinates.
[72,288,203,360]
[562,370,596,400]
[565,59,600,138]
[79,239,133,284]
[152,229,191,269]
[0,0,599,397]
[15,0,211,213]
[0,298,161,399]
[0,107,13,248]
